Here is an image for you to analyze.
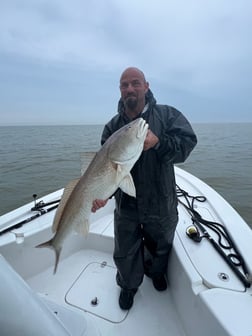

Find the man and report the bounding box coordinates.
[92,67,197,310]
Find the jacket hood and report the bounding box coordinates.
[117,89,157,115]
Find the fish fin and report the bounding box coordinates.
[119,173,136,197]
[74,218,89,236]
[52,178,80,233]
[36,239,62,275]
[80,152,97,175]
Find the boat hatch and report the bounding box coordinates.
[65,261,128,323]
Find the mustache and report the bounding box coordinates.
[126,94,137,99]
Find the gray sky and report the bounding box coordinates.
[0,0,251,125]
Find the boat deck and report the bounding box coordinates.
[1,167,252,336]
[27,248,186,336]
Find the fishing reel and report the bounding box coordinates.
[31,194,60,212]
[186,225,203,243]
[31,194,45,211]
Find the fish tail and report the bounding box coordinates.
[36,239,62,275]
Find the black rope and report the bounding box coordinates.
[176,184,251,288]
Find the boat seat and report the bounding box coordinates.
[0,255,99,336]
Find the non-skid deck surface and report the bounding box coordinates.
[27,249,186,336]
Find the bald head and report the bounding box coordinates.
[120,67,147,83]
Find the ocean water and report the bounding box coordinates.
[0,123,251,229]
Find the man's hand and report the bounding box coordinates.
[143,129,159,151]
[91,199,108,213]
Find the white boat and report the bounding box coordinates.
[0,167,251,336]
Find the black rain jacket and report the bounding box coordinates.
[101,90,197,222]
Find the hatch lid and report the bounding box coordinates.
[65,261,127,323]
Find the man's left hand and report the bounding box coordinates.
[143,129,159,151]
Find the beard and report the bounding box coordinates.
[124,96,138,110]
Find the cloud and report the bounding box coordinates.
[0,0,251,124]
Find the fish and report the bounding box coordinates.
[36,118,149,273]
